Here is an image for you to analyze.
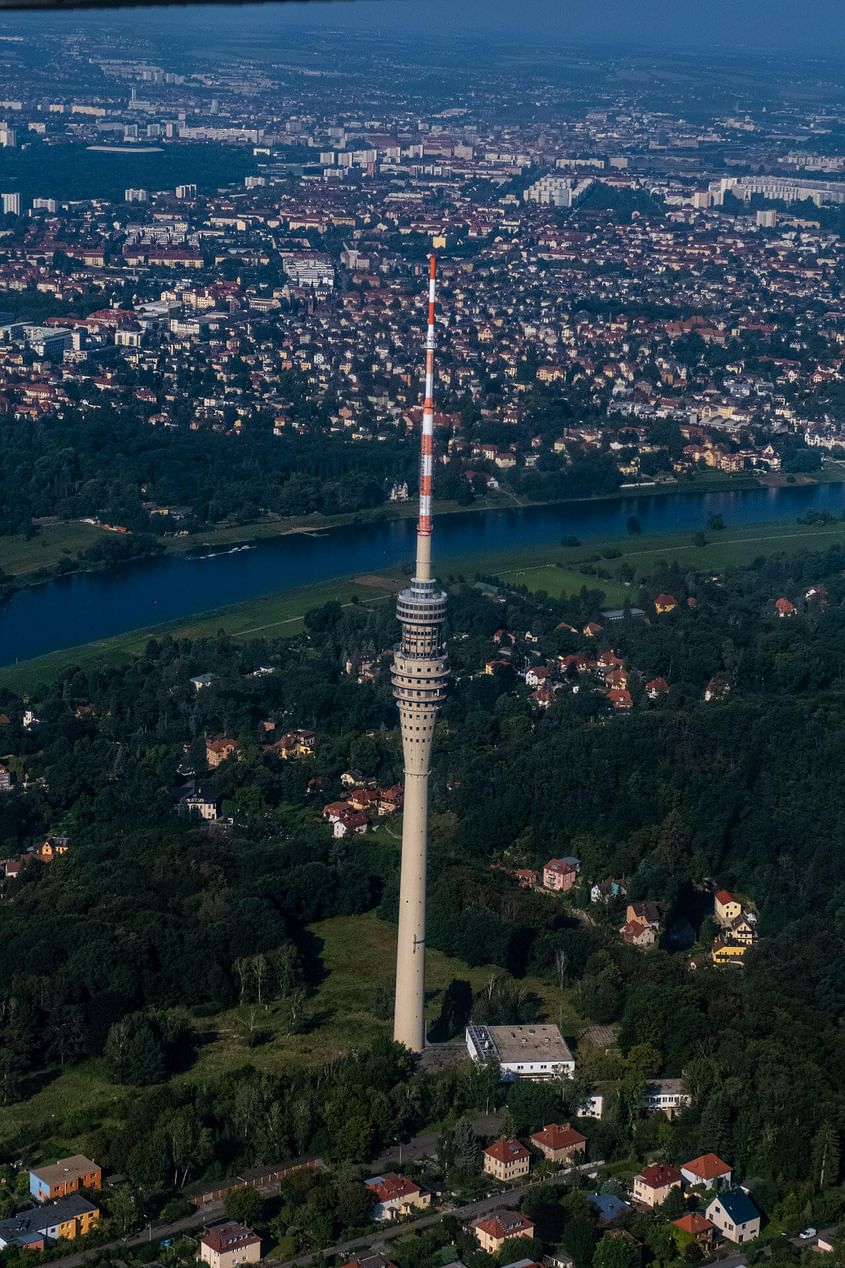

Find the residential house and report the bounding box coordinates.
[543,858,577,892]
[525,665,550,688]
[607,688,633,711]
[206,737,239,768]
[714,890,741,925]
[620,919,657,948]
[671,1213,716,1248]
[470,1212,535,1254]
[340,1255,397,1268]
[333,809,369,838]
[0,1196,99,1249]
[182,789,220,821]
[725,913,757,945]
[627,901,660,928]
[591,879,628,904]
[340,1256,397,1268]
[654,594,678,614]
[706,1190,761,1244]
[587,1194,632,1226]
[348,788,380,813]
[582,622,604,638]
[198,1222,262,1268]
[32,836,70,863]
[775,597,797,618]
[645,677,670,700]
[711,939,748,967]
[632,1163,682,1208]
[704,676,731,702]
[483,1138,531,1182]
[529,1123,587,1164]
[275,729,316,759]
[680,1154,732,1190]
[377,785,403,815]
[365,1173,431,1221]
[0,763,15,793]
[189,674,217,691]
[644,1078,691,1118]
[30,1156,101,1203]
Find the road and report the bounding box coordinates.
[41,1115,507,1268]
[271,1160,601,1268]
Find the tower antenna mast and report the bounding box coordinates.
[391,256,449,1052]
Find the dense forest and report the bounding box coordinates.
[1,541,845,1253]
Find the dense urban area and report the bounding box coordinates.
[1,16,845,1268]
[0,25,844,576]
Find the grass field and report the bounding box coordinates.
[0,521,109,577]
[0,912,583,1160]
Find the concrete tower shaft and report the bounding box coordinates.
[392,256,448,1053]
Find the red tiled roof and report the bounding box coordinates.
[473,1212,534,1240]
[715,890,736,905]
[530,1123,587,1152]
[682,1153,731,1180]
[365,1173,420,1202]
[673,1213,715,1236]
[638,1163,681,1189]
[484,1138,530,1163]
[201,1223,260,1255]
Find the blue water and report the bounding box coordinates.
[2,481,844,667]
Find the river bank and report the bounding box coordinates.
[2,515,843,695]
[0,465,819,596]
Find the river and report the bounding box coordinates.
[2,481,844,668]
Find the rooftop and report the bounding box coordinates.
[468,1023,574,1065]
[30,1156,99,1188]
[200,1222,261,1255]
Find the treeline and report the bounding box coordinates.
[0,410,416,536]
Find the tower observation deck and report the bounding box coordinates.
[391,255,448,1053]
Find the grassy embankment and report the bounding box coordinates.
[0,911,583,1161]
[3,461,837,581]
[3,517,845,696]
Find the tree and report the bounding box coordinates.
[105,1015,166,1086]
[224,1185,262,1225]
[107,1185,138,1236]
[593,1232,638,1268]
[451,1117,482,1174]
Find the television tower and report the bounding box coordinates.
[391,255,449,1053]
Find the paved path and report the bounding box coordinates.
[271,1161,601,1268]
[42,1116,505,1268]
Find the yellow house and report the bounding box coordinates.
[711,941,747,966]
[0,1196,100,1250]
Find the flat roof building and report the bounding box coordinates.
[29,1155,101,1203]
[466,1023,575,1081]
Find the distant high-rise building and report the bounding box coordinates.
[2,192,21,216]
[124,188,149,204]
[392,256,449,1053]
[756,209,778,228]
[0,124,17,149]
[175,183,197,200]
[32,198,58,213]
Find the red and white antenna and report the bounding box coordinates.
[415,254,437,579]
